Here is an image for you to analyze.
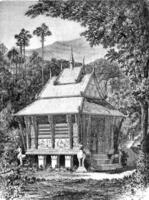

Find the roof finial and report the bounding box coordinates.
[92,66,96,75]
[49,68,52,79]
[60,62,63,71]
[82,56,85,67]
[81,56,85,74]
[70,46,75,69]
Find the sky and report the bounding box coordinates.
[0,0,85,50]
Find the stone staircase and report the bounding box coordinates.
[91,154,121,171]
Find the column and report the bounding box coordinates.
[48,115,55,148]
[18,118,26,150]
[51,156,58,168]
[24,116,31,149]
[38,155,46,169]
[31,116,38,149]
[76,114,81,144]
[67,114,73,149]
[86,115,91,149]
[65,156,73,169]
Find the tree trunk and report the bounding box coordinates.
[24,45,27,101]
[136,59,149,186]
[41,35,44,86]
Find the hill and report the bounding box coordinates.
[26,37,107,63]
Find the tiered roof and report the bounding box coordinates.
[16,52,124,117]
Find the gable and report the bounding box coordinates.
[85,76,103,99]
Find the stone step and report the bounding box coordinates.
[97,164,121,171]
[92,154,108,159]
[95,159,110,164]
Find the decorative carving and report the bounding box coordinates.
[73,137,79,148]
[73,123,78,136]
[38,139,52,148]
[55,138,69,149]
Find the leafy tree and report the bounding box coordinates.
[26,0,149,184]
[0,43,8,55]
[33,23,52,85]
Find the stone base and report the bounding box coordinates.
[51,156,58,168]
[76,166,87,173]
[38,155,46,169]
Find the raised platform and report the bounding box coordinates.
[26,148,79,155]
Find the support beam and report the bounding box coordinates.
[48,115,55,148]
[31,116,38,149]
[24,116,31,149]
[67,114,73,149]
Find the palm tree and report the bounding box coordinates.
[33,23,52,85]
[15,28,32,59]
[7,48,19,80]
[15,29,32,100]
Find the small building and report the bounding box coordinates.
[15,54,124,170]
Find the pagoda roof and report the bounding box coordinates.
[16,97,83,116]
[15,65,124,117]
[38,69,91,99]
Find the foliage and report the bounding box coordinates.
[33,23,52,85]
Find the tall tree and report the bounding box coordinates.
[33,23,52,85]
[7,48,19,80]
[26,0,149,184]
[15,29,32,99]
[15,28,32,59]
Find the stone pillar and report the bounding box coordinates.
[31,116,38,149]
[48,115,55,148]
[51,155,58,168]
[38,155,46,169]
[65,156,73,169]
[67,114,73,149]
[24,116,31,149]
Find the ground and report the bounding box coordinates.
[1,168,149,200]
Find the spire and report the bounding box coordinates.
[92,66,96,75]
[81,56,85,74]
[49,68,52,79]
[70,46,75,69]
[82,56,85,67]
[60,62,63,71]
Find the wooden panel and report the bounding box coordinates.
[55,123,69,135]
[38,124,51,138]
